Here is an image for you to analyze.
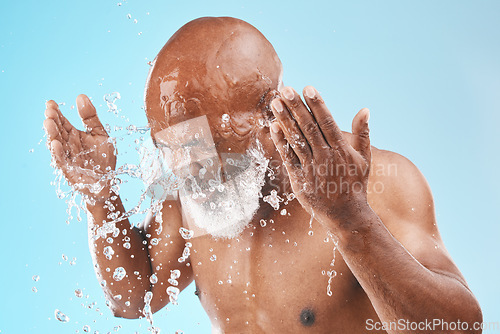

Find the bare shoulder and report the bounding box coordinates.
[346,129,434,232]
[342,131,434,224]
[344,133,468,284]
[367,146,436,233]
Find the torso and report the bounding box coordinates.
[183,136,400,333]
[188,168,384,333]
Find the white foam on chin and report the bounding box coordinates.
[180,143,268,239]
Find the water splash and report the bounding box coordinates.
[167,269,180,286]
[103,246,115,260]
[263,190,283,210]
[75,289,83,298]
[104,92,121,114]
[143,291,160,333]
[113,267,126,281]
[54,309,70,323]
[325,231,339,297]
[179,227,193,240]
[167,286,180,305]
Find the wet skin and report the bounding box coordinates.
[44,17,482,333]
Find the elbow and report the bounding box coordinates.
[109,301,145,319]
[464,301,483,334]
[454,293,483,334]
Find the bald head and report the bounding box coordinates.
[145,17,283,152]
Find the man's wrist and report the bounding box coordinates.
[85,189,121,214]
[324,198,378,245]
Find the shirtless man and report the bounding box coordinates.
[43,17,482,333]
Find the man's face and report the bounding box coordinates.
[154,115,269,239]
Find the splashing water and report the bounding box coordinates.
[103,246,115,260]
[54,309,70,323]
[325,231,339,297]
[177,242,191,263]
[46,97,273,330]
[263,190,283,210]
[113,267,126,281]
[168,269,181,286]
[143,291,160,333]
[104,92,121,114]
[179,227,194,240]
[167,286,180,305]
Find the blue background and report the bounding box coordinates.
[1,0,499,333]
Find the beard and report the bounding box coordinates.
[179,142,269,239]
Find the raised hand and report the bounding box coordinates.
[44,95,117,200]
[270,86,371,228]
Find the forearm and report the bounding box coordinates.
[333,204,482,334]
[86,194,152,318]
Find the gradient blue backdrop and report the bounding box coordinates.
[1,0,499,333]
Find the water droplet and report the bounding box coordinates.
[263,190,283,210]
[210,255,217,261]
[179,227,194,240]
[308,230,314,236]
[83,325,90,332]
[32,287,38,293]
[123,242,131,249]
[127,14,131,19]
[62,254,68,261]
[32,275,40,282]
[150,274,158,284]
[280,209,287,215]
[75,289,83,298]
[221,114,230,122]
[170,269,181,280]
[103,246,115,260]
[54,309,70,323]
[167,286,180,305]
[29,148,34,153]
[259,219,267,227]
[113,267,126,281]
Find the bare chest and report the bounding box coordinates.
[188,214,379,333]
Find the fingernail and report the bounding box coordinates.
[281,87,294,100]
[271,98,283,113]
[304,86,316,99]
[271,122,281,134]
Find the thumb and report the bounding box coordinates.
[77,94,107,136]
[351,108,371,162]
